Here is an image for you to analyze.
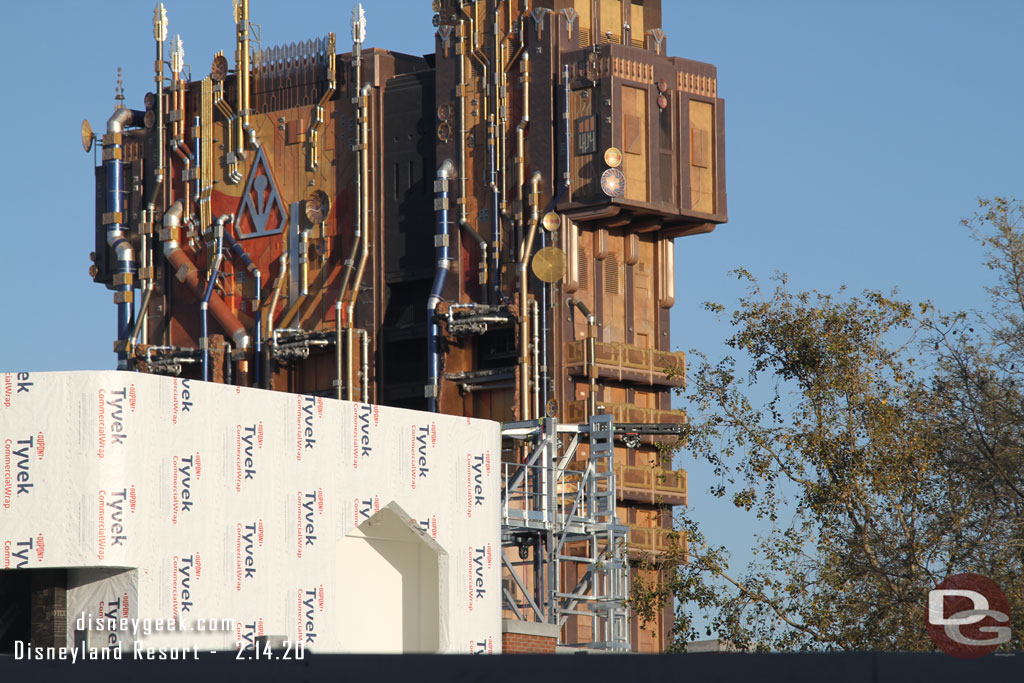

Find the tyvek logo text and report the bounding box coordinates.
[235,423,263,491]
[470,636,494,655]
[353,495,380,523]
[466,451,491,517]
[2,372,32,408]
[172,452,201,524]
[171,378,194,425]
[97,488,133,560]
[352,404,378,469]
[468,543,493,611]
[297,489,324,558]
[97,387,131,458]
[296,396,322,461]
[410,423,435,488]
[236,617,265,651]
[3,533,44,568]
[297,585,325,646]
[235,520,264,591]
[3,433,44,508]
[171,553,202,617]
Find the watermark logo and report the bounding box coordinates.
[927,573,1012,658]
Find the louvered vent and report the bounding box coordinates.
[605,253,619,295]
[579,28,592,48]
[578,246,589,290]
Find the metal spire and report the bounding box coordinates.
[352,3,366,45]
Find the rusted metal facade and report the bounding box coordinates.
[89,0,726,652]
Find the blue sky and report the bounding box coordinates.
[2,0,1022,638]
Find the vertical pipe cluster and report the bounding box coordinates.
[201,215,230,381]
[235,0,253,156]
[517,172,541,420]
[456,12,490,301]
[104,107,137,370]
[336,20,365,400]
[427,160,455,412]
[342,84,372,401]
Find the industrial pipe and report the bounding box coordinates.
[170,140,192,214]
[427,159,455,412]
[334,301,344,399]
[264,254,287,389]
[567,298,598,419]
[517,172,541,420]
[488,114,502,304]
[342,84,372,400]
[223,340,233,385]
[457,17,490,302]
[162,201,250,353]
[515,52,530,229]
[235,0,254,155]
[224,230,262,388]
[336,77,369,335]
[562,63,571,190]
[531,299,540,419]
[201,215,230,382]
[105,106,138,370]
[359,328,369,401]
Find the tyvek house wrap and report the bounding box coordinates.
[0,371,501,654]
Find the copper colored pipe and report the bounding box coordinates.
[162,201,249,351]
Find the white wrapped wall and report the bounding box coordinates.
[1,371,500,654]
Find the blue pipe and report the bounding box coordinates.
[104,107,138,370]
[427,159,455,412]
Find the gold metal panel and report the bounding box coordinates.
[688,99,714,213]
[621,85,648,202]
[630,1,644,47]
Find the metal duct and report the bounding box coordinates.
[427,159,455,412]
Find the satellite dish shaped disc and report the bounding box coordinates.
[600,168,626,198]
[81,120,94,153]
[532,246,566,283]
[603,147,622,168]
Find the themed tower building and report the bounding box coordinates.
[87,0,726,652]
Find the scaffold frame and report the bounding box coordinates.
[500,414,630,651]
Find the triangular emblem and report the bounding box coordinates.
[236,146,288,240]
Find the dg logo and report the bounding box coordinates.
[927,573,1012,658]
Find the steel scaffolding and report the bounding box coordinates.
[500,414,630,651]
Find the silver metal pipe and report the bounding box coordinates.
[456,17,490,301]
[105,106,137,370]
[344,84,372,401]
[531,299,540,419]
[427,159,456,412]
[567,298,597,419]
[359,328,369,401]
[517,172,541,420]
[201,215,230,382]
[335,301,344,399]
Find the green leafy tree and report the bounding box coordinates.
[632,199,1024,652]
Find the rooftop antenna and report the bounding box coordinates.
[154,3,167,42]
[115,67,125,109]
[352,3,367,45]
[171,34,184,75]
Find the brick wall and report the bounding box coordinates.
[502,631,557,654]
[501,620,559,654]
